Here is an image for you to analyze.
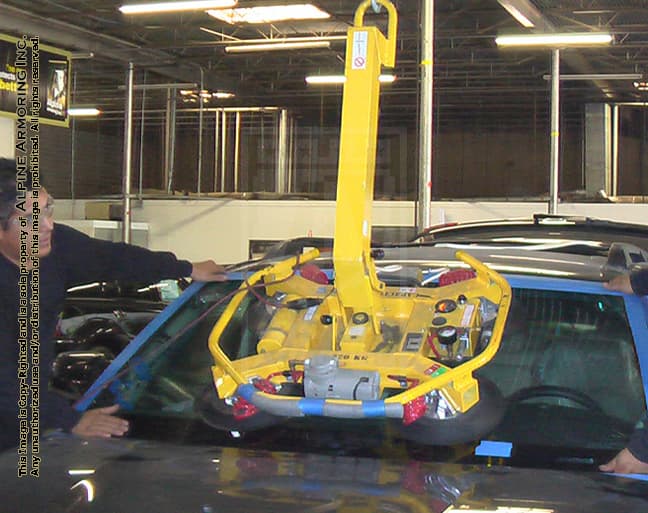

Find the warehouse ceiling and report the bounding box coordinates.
[1,0,648,127]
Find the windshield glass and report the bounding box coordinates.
[87,280,646,468]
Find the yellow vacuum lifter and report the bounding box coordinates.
[205,0,512,445]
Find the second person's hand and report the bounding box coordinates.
[191,260,227,282]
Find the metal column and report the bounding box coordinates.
[234,111,241,192]
[138,71,147,199]
[612,104,619,196]
[164,87,177,193]
[220,110,227,192]
[276,108,289,193]
[417,0,434,232]
[197,67,204,195]
[549,48,560,214]
[122,62,134,243]
[214,110,220,191]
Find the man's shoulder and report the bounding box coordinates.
[50,223,97,261]
[53,223,90,243]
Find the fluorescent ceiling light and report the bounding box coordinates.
[207,4,329,24]
[119,0,236,15]
[306,74,396,84]
[306,75,345,84]
[495,32,613,47]
[542,73,643,81]
[225,41,330,53]
[68,107,102,117]
[180,89,235,102]
[498,1,535,28]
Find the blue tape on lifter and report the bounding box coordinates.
[237,384,255,401]
[604,472,648,482]
[475,440,512,458]
[299,398,326,416]
[361,400,386,417]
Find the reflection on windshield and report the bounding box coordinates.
[91,281,645,465]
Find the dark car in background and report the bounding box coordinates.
[413,213,648,256]
[51,278,187,397]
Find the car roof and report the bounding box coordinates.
[246,236,614,283]
[375,244,608,282]
[414,214,648,255]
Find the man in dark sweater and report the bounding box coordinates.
[599,269,648,474]
[0,158,226,451]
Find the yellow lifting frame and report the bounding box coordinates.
[332,0,398,335]
[204,0,511,419]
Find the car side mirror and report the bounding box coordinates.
[51,350,113,400]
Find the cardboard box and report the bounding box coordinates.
[84,201,122,220]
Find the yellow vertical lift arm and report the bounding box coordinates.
[206,0,512,444]
[333,0,397,339]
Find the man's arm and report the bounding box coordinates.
[599,448,648,474]
[55,223,225,286]
[605,266,648,296]
[600,420,648,474]
[190,260,227,282]
[72,405,129,439]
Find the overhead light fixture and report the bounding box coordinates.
[497,0,538,28]
[207,4,329,24]
[69,52,95,60]
[225,41,330,53]
[542,73,643,80]
[119,0,236,15]
[180,89,235,102]
[634,81,648,91]
[68,107,102,117]
[495,32,613,47]
[305,74,396,85]
[306,75,345,85]
[213,35,345,45]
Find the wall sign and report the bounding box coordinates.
[0,33,70,127]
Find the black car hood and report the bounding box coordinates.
[2,435,647,512]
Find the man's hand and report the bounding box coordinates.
[71,404,129,439]
[604,273,634,294]
[191,260,227,282]
[599,448,648,474]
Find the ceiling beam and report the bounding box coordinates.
[0,3,236,92]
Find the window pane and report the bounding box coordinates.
[481,288,645,451]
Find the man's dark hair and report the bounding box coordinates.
[0,158,32,230]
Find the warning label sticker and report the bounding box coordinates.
[352,31,368,70]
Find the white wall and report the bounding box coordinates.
[57,198,648,264]
[0,117,14,157]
